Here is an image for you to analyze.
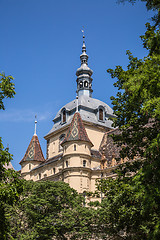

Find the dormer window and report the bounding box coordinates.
[62,109,66,123]
[98,107,104,121]
[99,109,103,121]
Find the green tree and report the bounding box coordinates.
[0,72,15,179]
[118,0,160,26]
[0,72,23,240]
[96,2,160,239]
[7,180,97,240]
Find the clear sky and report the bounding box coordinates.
[0,0,153,170]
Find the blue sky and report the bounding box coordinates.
[0,0,153,170]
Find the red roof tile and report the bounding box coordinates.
[62,112,93,146]
[99,128,121,162]
[19,135,45,164]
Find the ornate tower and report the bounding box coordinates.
[19,118,45,180]
[76,34,93,97]
[61,112,93,193]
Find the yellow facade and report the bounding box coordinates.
[20,38,120,196]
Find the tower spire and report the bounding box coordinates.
[81,28,86,53]
[76,30,93,98]
[76,95,79,112]
[34,115,37,136]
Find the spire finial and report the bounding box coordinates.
[81,27,85,39]
[34,115,37,136]
[76,29,93,98]
[81,27,86,53]
[76,95,79,112]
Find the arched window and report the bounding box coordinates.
[59,134,65,151]
[62,109,66,123]
[83,160,86,167]
[79,81,83,88]
[84,81,88,88]
[39,173,41,180]
[53,168,55,174]
[74,144,76,151]
[99,108,104,121]
[66,161,68,168]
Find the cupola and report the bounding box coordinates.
[76,33,93,98]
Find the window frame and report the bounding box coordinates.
[61,108,67,124]
[98,106,105,122]
[83,160,86,167]
[59,134,65,152]
[66,160,68,168]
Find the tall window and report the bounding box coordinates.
[52,142,55,153]
[74,144,76,151]
[53,168,55,174]
[79,81,83,88]
[84,81,88,87]
[39,173,41,180]
[66,161,68,168]
[59,134,65,151]
[29,164,31,170]
[83,160,86,167]
[62,110,66,123]
[99,108,104,121]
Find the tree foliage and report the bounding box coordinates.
[0,72,22,240]
[95,2,160,239]
[6,180,98,240]
[0,72,15,110]
[118,0,160,26]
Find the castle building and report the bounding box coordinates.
[20,35,121,194]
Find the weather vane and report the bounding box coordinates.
[81,26,85,38]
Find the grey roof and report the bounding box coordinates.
[45,95,115,137]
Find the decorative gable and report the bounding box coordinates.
[19,135,45,164]
[62,112,93,146]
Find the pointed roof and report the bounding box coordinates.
[19,135,45,164]
[76,33,93,97]
[62,112,93,146]
[99,128,121,162]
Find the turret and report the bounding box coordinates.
[61,112,93,192]
[19,118,45,180]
